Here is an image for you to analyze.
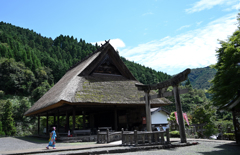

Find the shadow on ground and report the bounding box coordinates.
[15,136,48,144]
[198,142,240,155]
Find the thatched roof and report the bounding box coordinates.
[25,41,171,116]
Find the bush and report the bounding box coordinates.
[0,90,4,97]
[223,133,235,140]
[170,130,180,137]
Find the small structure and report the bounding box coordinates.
[220,92,240,144]
[151,107,170,130]
[24,41,171,139]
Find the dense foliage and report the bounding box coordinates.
[188,66,217,90]
[2,100,16,136]
[209,13,240,108]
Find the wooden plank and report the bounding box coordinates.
[140,88,189,101]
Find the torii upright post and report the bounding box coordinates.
[173,86,186,143]
[135,68,191,143]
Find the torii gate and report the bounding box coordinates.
[135,68,191,143]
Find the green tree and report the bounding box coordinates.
[32,81,51,101]
[2,100,16,136]
[209,13,240,108]
[0,121,5,136]
[191,103,217,137]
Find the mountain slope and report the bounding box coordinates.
[188,66,217,90]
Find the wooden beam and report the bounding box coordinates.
[140,88,189,101]
[173,86,187,143]
[135,68,191,91]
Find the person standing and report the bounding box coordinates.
[46,127,57,149]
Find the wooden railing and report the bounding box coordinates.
[122,128,170,146]
[97,129,122,143]
[97,128,170,145]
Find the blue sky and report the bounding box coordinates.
[1,0,239,75]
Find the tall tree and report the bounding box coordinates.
[209,13,240,108]
[2,100,16,136]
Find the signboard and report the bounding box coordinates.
[142,117,146,124]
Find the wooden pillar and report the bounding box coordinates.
[46,112,49,135]
[72,106,76,131]
[54,113,56,126]
[38,115,40,135]
[83,111,86,129]
[57,109,60,133]
[144,90,152,131]
[114,107,118,131]
[232,108,239,144]
[173,86,187,143]
[66,112,69,132]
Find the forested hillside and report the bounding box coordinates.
[188,66,217,90]
[0,21,171,98]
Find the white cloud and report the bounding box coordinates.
[176,25,191,31]
[142,12,154,16]
[196,21,203,26]
[92,38,125,51]
[185,0,239,13]
[119,14,237,75]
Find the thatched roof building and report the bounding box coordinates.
[25,41,171,132]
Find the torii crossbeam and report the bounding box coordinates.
[135,68,191,143]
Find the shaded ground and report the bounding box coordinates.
[107,141,240,155]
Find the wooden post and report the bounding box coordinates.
[173,86,187,143]
[166,128,170,144]
[144,90,152,131]
[121,128,124,145]
[38,115,40,135]
[114,107,118,131]
[83,111,86,129]
[97,130,100,143]
[66,112,69,132]
[46,112,49,135]
[134,130,138,146]
[57,109,60,134]
[53,113,56,125]
[107,129,109,143]
[72,106,76,132]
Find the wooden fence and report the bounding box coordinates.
[97,128,170,146]
[122,129,170,146]
[97,129,122,143]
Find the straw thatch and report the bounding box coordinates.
[24,42,171,116]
